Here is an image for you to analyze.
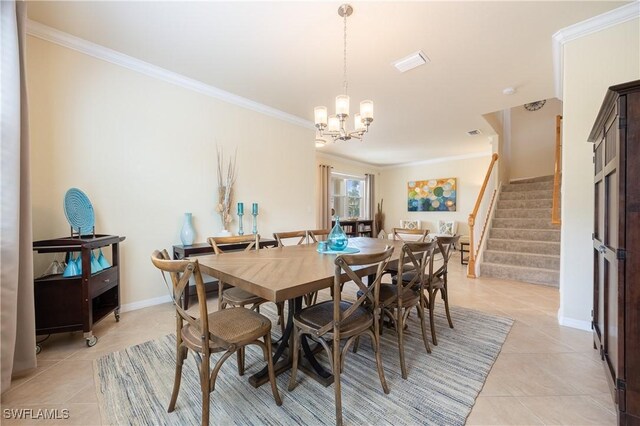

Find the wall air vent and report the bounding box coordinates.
[467,129,482,136]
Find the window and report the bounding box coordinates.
[331,174,366,219]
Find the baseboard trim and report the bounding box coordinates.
[120,294,172,313]
[558,315,592,332]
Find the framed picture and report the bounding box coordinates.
[408,178,457,212]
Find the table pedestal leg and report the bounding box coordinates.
[248,297,334,388]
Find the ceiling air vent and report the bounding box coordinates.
[392,51,430,73]
[467,129,482,136]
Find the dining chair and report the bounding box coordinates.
[384,241,437,378]
[424,234,460,345]
[307,229,331,243]
[150,250,282,426]
[273,230,308,246]
[288,246,394,426]
[380,228,430,280]
[207,234,285,370]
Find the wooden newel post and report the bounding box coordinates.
[467,214,476,278]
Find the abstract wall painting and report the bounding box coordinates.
[408,178,457,211]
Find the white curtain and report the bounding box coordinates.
[365,173,375,220]
[1,0,37,393]
[317,165,332,229]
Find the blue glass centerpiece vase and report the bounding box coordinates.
[328,217,348,251]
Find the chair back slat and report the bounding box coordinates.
[434,235,460,276]
[392,227,429,242]
[308,229,331,243]
[207,234,260,254]
[273,230,307,247]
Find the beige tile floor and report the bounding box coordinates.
[1,253,615,425]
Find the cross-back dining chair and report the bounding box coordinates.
[273,230,308,246]
[288,246,394,426]
[307,229,331,243]
[207,234,285,370]
[150,250,282,426]
[424,234,460,345]
[387,241,437,378]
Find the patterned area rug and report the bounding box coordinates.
[95,306,512,425]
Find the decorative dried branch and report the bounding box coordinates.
[215,146,237,231]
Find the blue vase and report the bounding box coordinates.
[328,217,348,251]
[180,212,195,246]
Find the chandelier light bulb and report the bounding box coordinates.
[335,95,350,117]
[314,106,328,126]
[354,113,365,131]
[360,100,374,120]
[328,115,340,132]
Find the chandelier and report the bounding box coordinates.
[314,4,374,145]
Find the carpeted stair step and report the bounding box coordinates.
[490,228,561,242]
[493,218,560,230]
[486,238,560,255]
[499,190,553,201]
[502,181,554,192]
[483,250,559,270]
[480,262,559,287]
[494,208,552,219]
[509,175,555,184]
[498,199,553,209]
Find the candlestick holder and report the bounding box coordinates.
[237,213,244,236]
[252,213,258,235]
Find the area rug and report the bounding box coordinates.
[95,306,512,425]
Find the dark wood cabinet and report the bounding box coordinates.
[33,235,125,350]
[331,219,373,237]
[589,79,640,424]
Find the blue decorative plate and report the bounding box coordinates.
[318,247,361,255]
[64,188,95,235]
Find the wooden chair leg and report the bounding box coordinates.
[287,329,301,391]
[418,296,432,354]
[372,311,390,394]
[264,333,282,406]
[200,355,211,426]
[398,308,408,379]
[352,336,360,353]
[236,346,245,376]
[168,345,187,412]
[277,303,285,335]
[443,288,454,329]
[429,290,438,346]
[333,333,343,426]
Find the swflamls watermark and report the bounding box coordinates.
[3,408,70,420]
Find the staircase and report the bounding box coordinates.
[480,175,560,287]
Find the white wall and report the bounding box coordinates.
[559,18,640,329]
[378,154,493,236]
[509,98,562,181]
[27,37,316,307]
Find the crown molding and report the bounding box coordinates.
[380,150,492,170]
[26,19,315,130]
[552,1,640,100]
[315,152,382,170]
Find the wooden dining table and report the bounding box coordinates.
[195,237,404,387]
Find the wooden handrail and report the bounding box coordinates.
[551,115,562,225]
[467,153,499,278]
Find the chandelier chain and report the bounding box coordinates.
[343,7,348,95]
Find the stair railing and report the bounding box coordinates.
[551,115,562,225]
[468,153,499,278]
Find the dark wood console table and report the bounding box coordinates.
[172,238,276,309]
[33,234,125,351]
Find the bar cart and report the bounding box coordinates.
[32,234,125,352]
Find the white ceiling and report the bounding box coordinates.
[27,1,627,166]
